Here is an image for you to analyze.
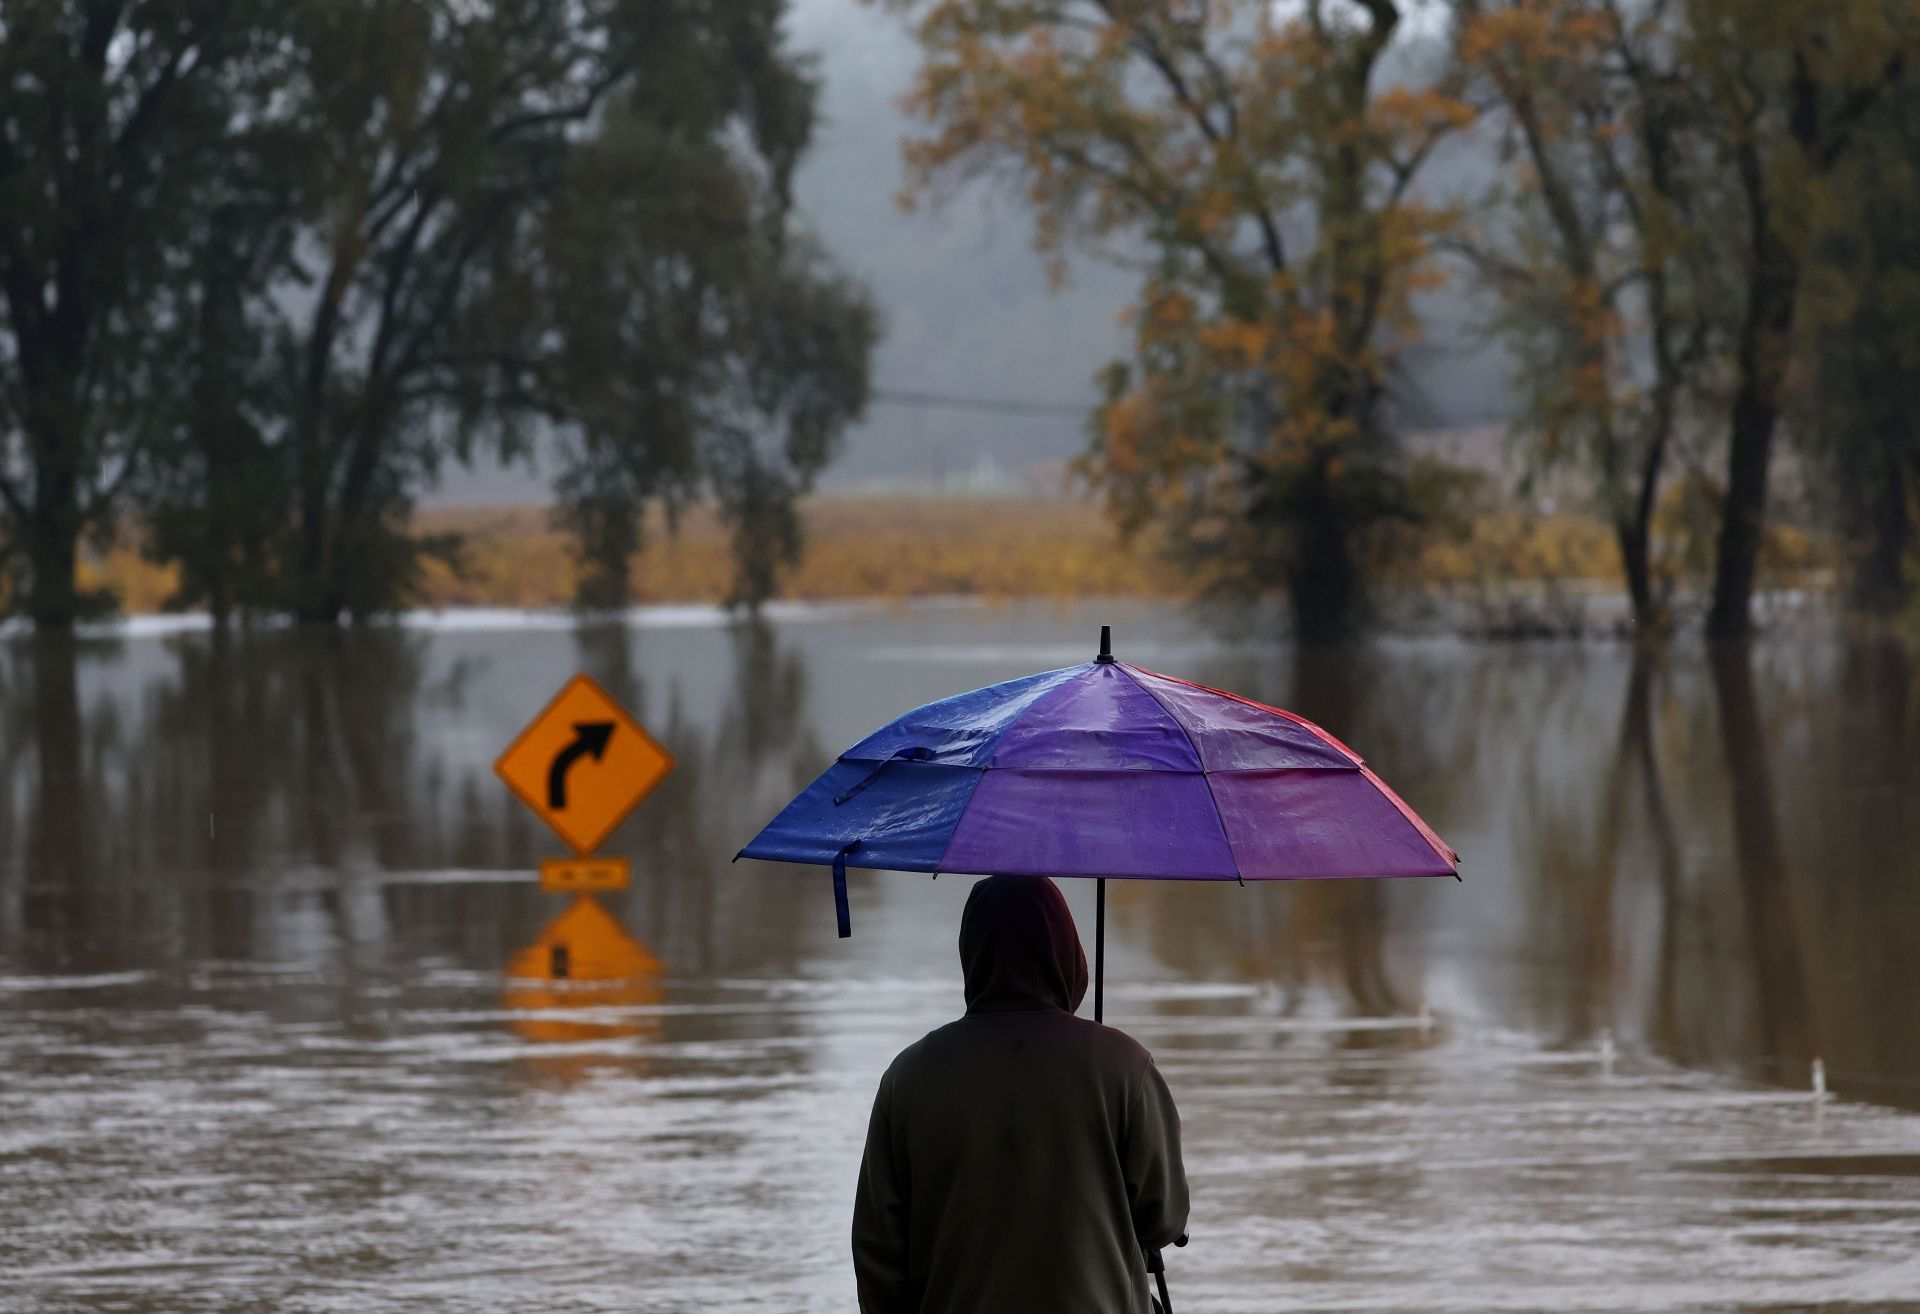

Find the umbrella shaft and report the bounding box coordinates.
[1095,877,1106,1023]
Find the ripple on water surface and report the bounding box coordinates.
[3,964,1919,1313]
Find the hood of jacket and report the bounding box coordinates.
[958,875,1089,1015]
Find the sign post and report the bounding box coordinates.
[499,672,671,1053]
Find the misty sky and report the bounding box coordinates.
[785,0,1137,489]
[437,0,1507,504]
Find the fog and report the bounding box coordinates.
[432,0,1513,505]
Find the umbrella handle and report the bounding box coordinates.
[1145,1233,1187,1313]
[1146,1246,1172,1314]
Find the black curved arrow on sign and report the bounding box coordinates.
[548,722,615,809]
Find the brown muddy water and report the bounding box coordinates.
[3,600,1919,1313]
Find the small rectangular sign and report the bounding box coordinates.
[539,856,631,893]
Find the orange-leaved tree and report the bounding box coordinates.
[885,0,1472,640]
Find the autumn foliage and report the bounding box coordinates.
[886,0,1473,639]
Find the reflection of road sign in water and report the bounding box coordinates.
[540,855,630,893]
[494,674,673,855]
[504,894,665,1064]
[506,893,662,985]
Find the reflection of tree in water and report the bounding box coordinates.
[1544,641,1816,1077]
[0,618,839,986]
[1636,640,1816,1081]
[166,627,439,870]
[1708,641,1810,1065]
[0,627,453,969]
[1498,634,1920,1108]
[1760,633,1920,1105]
[1625,652,1686,1054]
[5,636,109,970]
[1507,645,1690,1046]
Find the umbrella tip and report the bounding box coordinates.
[1096,624,1115,664]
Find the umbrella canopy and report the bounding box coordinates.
[738,639,1457,946]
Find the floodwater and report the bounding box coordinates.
[3,600,1919,1313]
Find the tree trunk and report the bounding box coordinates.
[22,465,85,629]
[1707,253,1800,639]
[1851,448,1912,612]
[568,496,640,612]
[1289,456,1361,644]
[1616,400,1675,634]
[292,460,340,624]
[1615,516,1653,632]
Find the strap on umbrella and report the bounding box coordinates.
[831,841,860,939]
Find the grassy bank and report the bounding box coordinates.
[413,497,1192,607]
[79,492,1834,616]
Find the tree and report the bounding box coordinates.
[1457,0,1711,632]
[190,0,870,622]
[538,33,875,611]
[0,0,280,626]
[1799,71,1920,612]
[138,174,302,623]
[887,0,1472,641]
[236,0,647,621]
[1689,0,1914,637]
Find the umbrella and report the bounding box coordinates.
[737,626,1458,1022]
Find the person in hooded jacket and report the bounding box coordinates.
[852,874,1189,1314]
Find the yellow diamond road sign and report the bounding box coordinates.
[494,674,673,856]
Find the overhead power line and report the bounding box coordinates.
[869,388,1090,419]
[872,386,1514,432]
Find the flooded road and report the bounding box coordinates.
[4,601,1919,1311]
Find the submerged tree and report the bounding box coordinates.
[138,164,303,623]
[1457,0,1920,635]
[124,0,869,624]
[540,46,875,612]
[0,0,283,626]
[1457,0,1712,632]
[258,0,652,621]
[1688,1,1914,637]
[887,0,1471,640]
[1800,71,1920,613]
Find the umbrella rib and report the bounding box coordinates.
[1117,663,1244,884]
